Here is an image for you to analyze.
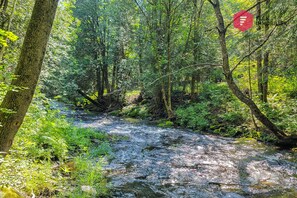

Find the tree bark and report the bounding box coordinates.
[0,0,17,62]
[263,52,269,102]
[0,0,59,155]
[191,0,203,100]
[210,0,286,139]
[262,0,270,103]
[0,0,8,11]
[96,66,103,100]
[256,0,264,100]
[0,0,8,29]
[164,0,174,118]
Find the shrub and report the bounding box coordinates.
[121,104,149,119]
[0,97,111,197]
[157,120,174,128]
[176,102,210,130]
[199,82,233,107]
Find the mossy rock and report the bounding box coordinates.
[157,120,174,128]
[0,186,23,198]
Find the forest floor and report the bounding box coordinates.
[70,106,297,198]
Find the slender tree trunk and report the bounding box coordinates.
[256,0,264,100]
[182,76,188,92]
[111,41,124,92]
[0,0,9,29]
[0,0,8,11]
[190,75,196,99]
[191,0,204,100]
[210,0,286,139]
[96,66,103,100]
[165,0,173,118]
[263,52,269,102]
[0,0,17,62]
[111,62,117,92]
[0,0,59,155]
[262,0,270,103]
[102,47,110,94]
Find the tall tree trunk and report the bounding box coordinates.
[263,52,269,102]
[0,0,59,155]
[191,0,204,100]
[262,0,270,103]
[256,0,264,100]
[96,66,103,100]
[102,48,110,95]
[111,63,117,92]
[165,0,174,118]
[209,0,286,139]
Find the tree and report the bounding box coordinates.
[262,0,270,103]
[208,0,287,139]
[256,0,263,101]
[0,0,17,61]
[0,0,59,155]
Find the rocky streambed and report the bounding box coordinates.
[67,108,297,198]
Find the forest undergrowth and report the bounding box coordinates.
[0,93,112,198]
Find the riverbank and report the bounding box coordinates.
[102,84,297,149]
[0,99,112,197]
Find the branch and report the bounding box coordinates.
[133,0,147,19]
[231,26,277,73]
[146,63,222,87]
[172,0,186,15]
[208,0,215,6]
[275,9,297,26]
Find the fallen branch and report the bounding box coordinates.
[77,90,100,106]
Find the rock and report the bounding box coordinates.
[276,135,297,150]
[222,192,245,198]
[81,185,97,194]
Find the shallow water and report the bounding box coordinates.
[59,103,297,198]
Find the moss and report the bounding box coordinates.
[157,120,174,128]
[0,186,23,198]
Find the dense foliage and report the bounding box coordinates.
[0,0,297,196]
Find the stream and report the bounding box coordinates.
[60,104,297,198]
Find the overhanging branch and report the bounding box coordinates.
[231,26,276,73]
[147,63,222,87]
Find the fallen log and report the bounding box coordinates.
[77,90,100,107]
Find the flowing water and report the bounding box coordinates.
[58,104,297,198]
